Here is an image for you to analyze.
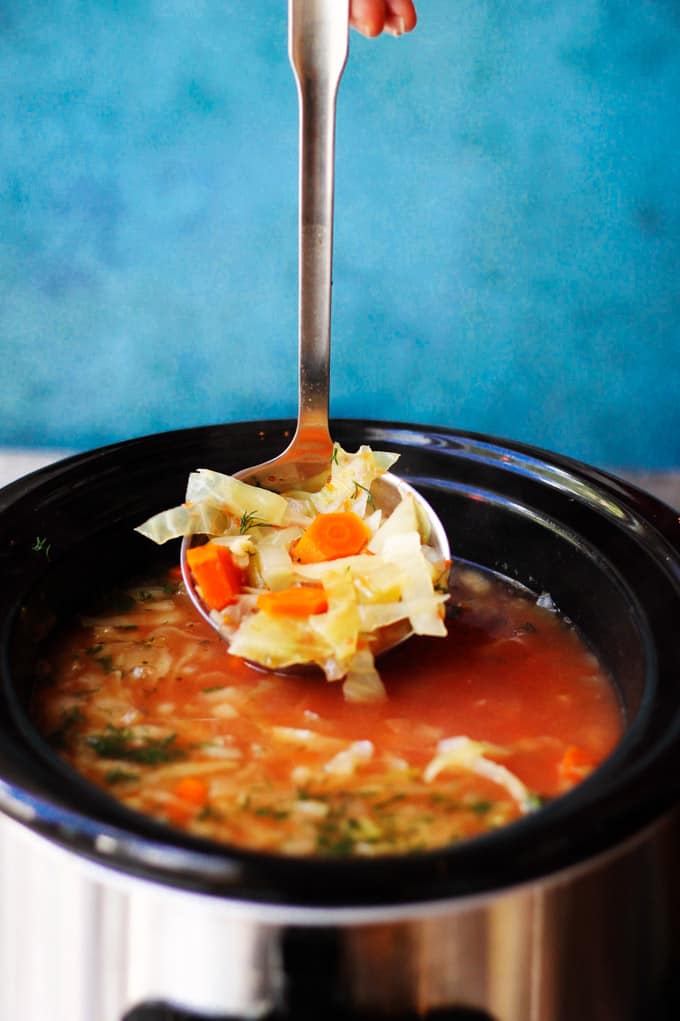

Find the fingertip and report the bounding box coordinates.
[384,18,406,37]
[350,0,388,38]
[351,18,384,38]
[385,1,417,35]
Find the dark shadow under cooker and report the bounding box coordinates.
[0,420,678,1021]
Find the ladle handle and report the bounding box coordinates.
[288,0,349,444]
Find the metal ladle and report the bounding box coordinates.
[182,0,449,653]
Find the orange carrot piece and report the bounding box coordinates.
[173,776,209,806]
[292,511,370,564]
[558,745,596,785]
[186,544,242,611]
[257,585,328,617]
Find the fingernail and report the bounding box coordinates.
[355,21,375,37]
[385,17,406,37]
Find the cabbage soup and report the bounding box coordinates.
[30,564,622,857]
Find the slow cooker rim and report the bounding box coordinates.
[2,415,679,533]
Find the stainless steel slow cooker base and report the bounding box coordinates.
[1,808,677,1021]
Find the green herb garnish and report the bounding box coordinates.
[198,803,222,821]
[32,536,52,559]
[86,726,186,765]
[239,510,269,533]
[525,793,545,811]
[105,768,140,784]
[352,481,375,509]
[253,807,289,820]
[317,835,356,856]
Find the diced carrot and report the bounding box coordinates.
[257,585,328,617]
[292,511,370,564]
[173,776,209,806]
[186,544,242,611]
[558,745,596,786]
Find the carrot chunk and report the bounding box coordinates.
[558,745,596,786]
[292,511,371,564]
[186,544,242,611]
[173,776,209,806]
[257,585,328,617]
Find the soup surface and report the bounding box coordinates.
[31,565,622,856]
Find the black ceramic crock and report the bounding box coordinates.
[0,420,678,1021]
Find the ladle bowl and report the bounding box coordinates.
[180,463,451,661]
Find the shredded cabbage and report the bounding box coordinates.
[424,736,536,814]
[136,443,450,699]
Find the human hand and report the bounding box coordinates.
[350,0,417,38]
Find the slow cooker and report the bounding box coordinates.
[0,420,678,1021]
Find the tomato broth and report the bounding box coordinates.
[31,565,623,857]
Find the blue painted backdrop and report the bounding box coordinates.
[2,1,679,467]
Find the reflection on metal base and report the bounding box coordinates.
[1,810,677,1021]
[125,1007,497,1021]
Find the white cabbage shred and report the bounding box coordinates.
[136,443,450,700]
[424,736,537,814]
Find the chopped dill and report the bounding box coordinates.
[85,643,115,672]
[429,792,461,811]
[32,536,52,559]
[105,768,139,785]
[86,726,186,765]
[198,803,222,821]
[352,480,375,509]
[526,793,546,811]
[239,510,269,533]
[253,807,289,820]
[317,833,356,857]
